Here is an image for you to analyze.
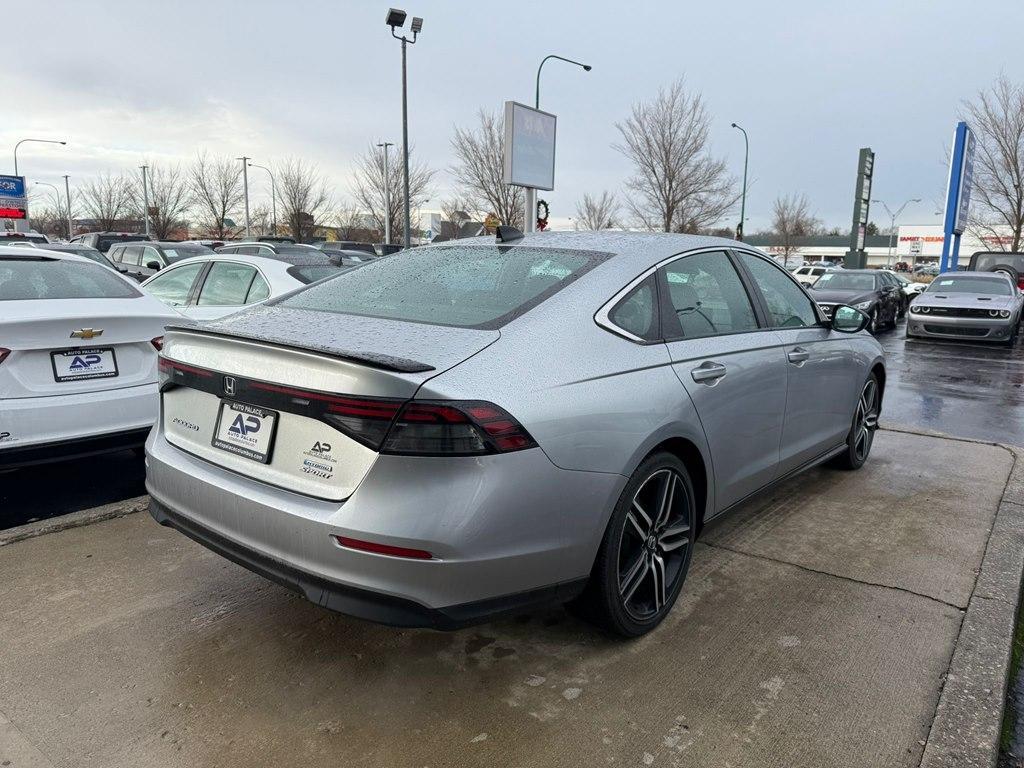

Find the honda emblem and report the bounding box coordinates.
[223,376,236,397]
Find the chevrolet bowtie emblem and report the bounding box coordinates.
[70,328,103,340]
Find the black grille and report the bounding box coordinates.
[925,306,995,318]
[923,325,989,337]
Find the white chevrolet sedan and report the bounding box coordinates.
[0,247,180,468]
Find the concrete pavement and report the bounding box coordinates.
[0,429,1018,768]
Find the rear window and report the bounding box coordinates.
[163,246,213,263]
[0,258,140,301]
[970,253,1024,272]
[287,264,347,284]
[279,245,609,329]
[98,236,142,252]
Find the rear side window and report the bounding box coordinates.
[661,251,758,338]
[0,259,140,300]
[197,262,258,306]
[122,246,143,266]
[246,274,271,303]
[280,245,610,329]
[608,275,659,341]
[144,263,204,306]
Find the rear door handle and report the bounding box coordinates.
[691,361,727,384]
[788,347,810,365]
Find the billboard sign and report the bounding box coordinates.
[0,175,27,220]
[939,122,976,270]
[502,101,557,191]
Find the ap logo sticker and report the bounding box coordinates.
[229,414,261,436]
[70,353,102,370]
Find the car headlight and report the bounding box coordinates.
[911,305,930,314]
[1000,310,1011,319]
[854,301,873,310]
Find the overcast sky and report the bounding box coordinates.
[9,0,1022,231]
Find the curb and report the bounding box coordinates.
[0,495,148,548]
[920,441,1024,768]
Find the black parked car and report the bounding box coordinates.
[807,269,902,333]
[108,241,214,282]
[968,251,1024,291]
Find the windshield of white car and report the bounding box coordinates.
[0,258,141,300]
[813,273,875,291]
[278,245,610,329]
[926,276,1012,296]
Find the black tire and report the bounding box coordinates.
[993,264,1020,285]
[830,372,880,471]
[574,452,697,637]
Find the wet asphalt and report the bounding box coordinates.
[1,316,1020,532]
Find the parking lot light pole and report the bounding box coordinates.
[376,142,394,245]
[731,123,749,240]
[139,165,151,238]
[13,138,66,176]
[530,54,591,233]
[387,9,422,250]
[63,175,73,240]
[872,198,921,266]
[248,162,277,234]
[237,157,252,239]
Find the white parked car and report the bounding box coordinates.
[792,265,835,286]
[0,247,180,468]
[140,251,353,321]
[882,269,928,299]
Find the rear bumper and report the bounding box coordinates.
[144,424,623,624]
[149,497,585,629]
[0,427,150,469]
[0,383,157,465]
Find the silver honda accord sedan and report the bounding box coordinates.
[146,232,885,637]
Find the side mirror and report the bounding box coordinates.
[831,305,870,333]
[146,261,161,270]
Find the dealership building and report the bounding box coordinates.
[743,224,1012,267]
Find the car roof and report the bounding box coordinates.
[150,252,335,270]
[939,270,1014,280]
[0,246,98,264]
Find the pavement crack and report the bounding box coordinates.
[700,540,965,611]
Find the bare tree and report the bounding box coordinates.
[613,78,737,233]
[961,75,1024,252]
[335,199,366,240]
[130,164,192,240]
[189,152,244,239]
[353,145,433,243]
[450,110,524,229]
[80,172,133,231]
[438,195,476,239]
[770,193,820,258]
[249,204,273,238]
[574,191,619,230]
[276,158,332,243]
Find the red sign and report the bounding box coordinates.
[0,207,26,219]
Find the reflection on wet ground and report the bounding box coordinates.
[879,318,1024,446]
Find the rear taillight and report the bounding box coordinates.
[1018,278,1024,291]
[381,400,537,456]
[333,535,433,560]
[158,357,213,389]
[151,336,164,351]
[0,347,9,365]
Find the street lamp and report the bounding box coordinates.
[63,175,73,240]
[248,162,277,234]
[139,165,151,238]
[731,123,749,241]
[387,8,423,250]
[13,138,66,176]
[530,54,591,233]
[376,142,395,245]
[236,156,252,239]
[872,197,921,266]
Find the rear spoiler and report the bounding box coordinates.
[164,323,435,374]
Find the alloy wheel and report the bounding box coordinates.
[853,378,879,462]
[617,468,692,622]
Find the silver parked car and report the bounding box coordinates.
[146,232,885,636]
[907,271,1023,345]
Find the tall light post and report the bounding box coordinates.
[376,141,394,244]
[31,181,58,233]
[237,156,252,239]
[63,175,73,240]
[872,197,921,266]
[248,162,277,234]
[731,123,749,241]
[13,138,66,176]
[530,54,591,234]
[139,165,151,238]
[387,9,422,249]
